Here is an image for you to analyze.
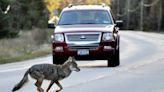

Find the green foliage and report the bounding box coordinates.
[0,0,17,38]
[0,0,49,38]
[11,0,48,29]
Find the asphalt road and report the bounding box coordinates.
[0,31,164,92]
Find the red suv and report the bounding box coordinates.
[50,4,122,67]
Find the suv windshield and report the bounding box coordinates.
[58,10,113,25]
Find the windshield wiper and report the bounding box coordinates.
[77,22,97,24]
[59,23,75,25]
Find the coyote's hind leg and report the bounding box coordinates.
[35,79,44,92]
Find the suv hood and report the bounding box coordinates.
[54,24,115,33]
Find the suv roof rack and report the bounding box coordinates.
[68,4,73,8]
[67,4,108,8]
[101,3,106,7]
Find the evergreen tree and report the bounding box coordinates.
[0,0,48,38]
[0,0,16,38]
[11,0,48,30]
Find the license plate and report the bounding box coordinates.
[77,49,89,55]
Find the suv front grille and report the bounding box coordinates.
[67,34,99,41]
[65,32,101,43]
[67,44,99,50]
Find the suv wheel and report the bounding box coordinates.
[107,49,120,67]
[52,55,67,65]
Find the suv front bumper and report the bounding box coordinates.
[52,41,117,59]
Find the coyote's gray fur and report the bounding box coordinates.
[12,56,80,92]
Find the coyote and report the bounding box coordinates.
[12,56,80,92]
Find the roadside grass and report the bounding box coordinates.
[0,46,51,64]
[0,28,53,64]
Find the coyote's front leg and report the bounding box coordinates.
[55,81,63,92]
[46,81,55,92]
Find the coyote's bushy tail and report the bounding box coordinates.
[12,69,29,92]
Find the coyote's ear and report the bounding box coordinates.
[68,56,73,62]
[72,56,76,62]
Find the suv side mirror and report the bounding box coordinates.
[48,16,59,29]
[48,23,56,29]
[115,20,123,27]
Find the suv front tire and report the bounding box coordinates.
[107,48,120,67]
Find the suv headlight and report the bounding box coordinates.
[54,33,64,42]
[102,32,114,41]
